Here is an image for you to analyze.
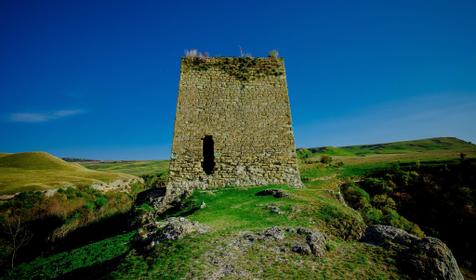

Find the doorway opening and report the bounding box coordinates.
[202,135,215,175]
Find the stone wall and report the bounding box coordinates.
[168,57,302,193]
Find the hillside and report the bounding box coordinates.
[80,160,169,177]
[0,152,137,195]
[2,138,475,279]
[300,137,475,156]
[298,137,476,169]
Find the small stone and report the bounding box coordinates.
[266,203,283,215]
[263,227,285,240]
[292,243,312,255]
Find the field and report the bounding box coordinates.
[299,137,475,164]
[299,137,476,178]
[0,152,136,195]
[2,137,476,279]
[80,160,169,176]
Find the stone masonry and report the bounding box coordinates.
[168,56,303,193]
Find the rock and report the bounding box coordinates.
[91,177,144,192]
[135,186,166,209]
[203,227,326,279]
[266,203,283,214]
[256,189,289,198]
[361,224,417,250]
[306,231,327,257]
[263,227,285,240]
[402,237,464,280]
[292,243,312,255]
[132,186,168,226]
[362,225,463,280]
[136,217,208,250]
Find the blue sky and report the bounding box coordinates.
[1,0,475,160]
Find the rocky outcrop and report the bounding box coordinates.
[403,237,464,280]
[203,227,327,279]
[362,225,463,280]
[90,177,143,192]
[361,224,415,249]
[136,217,208,250]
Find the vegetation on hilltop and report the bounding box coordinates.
[182,56,285,82]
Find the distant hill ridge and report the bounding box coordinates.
[299,137,474,156]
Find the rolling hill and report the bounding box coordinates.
[3,137,476,279]
[301,137,474,156]
[0,152,137,195]
[298,137,476,165]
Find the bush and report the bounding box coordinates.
[268,49,279,58]
[342,183,371,209]
[95,196,108,208]
[371,194,396,210]
[363,207,384,224]
[320,155,333,164]
[362,178,394,195]
[296,149,312,159]
[334,161,344,167]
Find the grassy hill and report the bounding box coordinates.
[301,137,474,157]
[0,152,137,195]
[3,137,476,279]
[298,137,476,176]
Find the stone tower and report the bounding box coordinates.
[168,56,302,192]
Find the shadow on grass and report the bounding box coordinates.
[55,252,129,280]
[52,212,133,253]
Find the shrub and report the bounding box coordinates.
[371,194,396,210]
[296,148,312,159]
[320,155,333,164]
[334,161,344,167]
[95,196,108,208]
[362,178,394,195]
[342,183,371,209]
[363,207,384,224]
[268,49,279,58]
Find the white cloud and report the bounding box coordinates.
[9,109,84,123]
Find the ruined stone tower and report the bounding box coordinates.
[168,56,302,192]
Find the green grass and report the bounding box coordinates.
[0,152,136,195]
[3,137,475,278]
[80,160,169,176]
[299,137,476,178]
[1,231,135,280]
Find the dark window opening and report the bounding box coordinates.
[202,135,215,175]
